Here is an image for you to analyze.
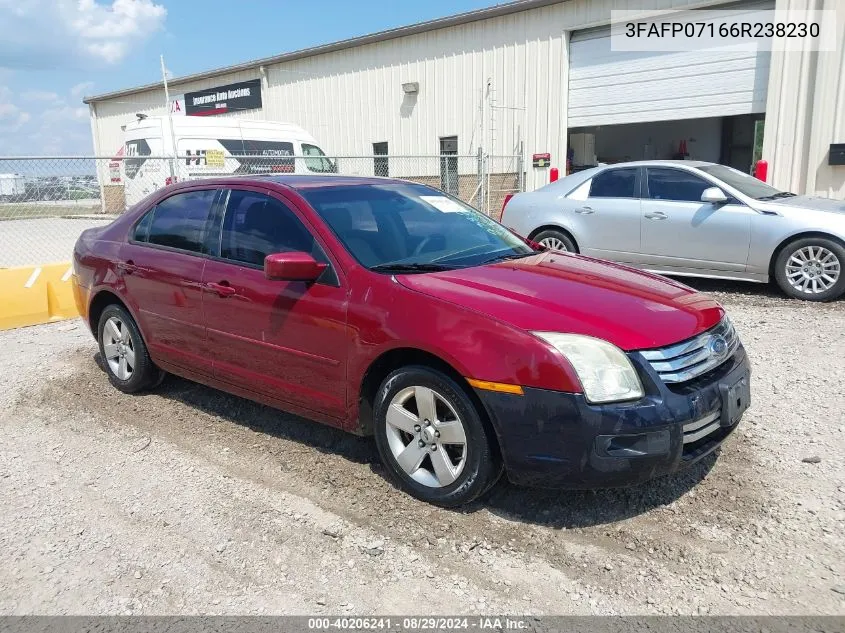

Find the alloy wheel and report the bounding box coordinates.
[102,315,136,381]
[385,385,468,488]
[785,246,841,295]
[539,237,568,252]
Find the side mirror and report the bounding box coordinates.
[264,252,327,282]
[701,187,728,204]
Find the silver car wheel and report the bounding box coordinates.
[785,246,841,295]
[385,385,468,488]
[102,316,135,381]
[539,237,568,252]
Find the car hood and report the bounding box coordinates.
[758,195,845,214]
[396,252,724,351]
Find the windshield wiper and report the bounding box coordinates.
[756,191,797,200]
[477,251,538,266]
[369,262,458,273]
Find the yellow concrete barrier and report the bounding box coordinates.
[0,262,78,331]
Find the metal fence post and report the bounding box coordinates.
[518,141,525,193]
[476,147,485,213]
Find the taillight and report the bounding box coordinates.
[502,193,514,213]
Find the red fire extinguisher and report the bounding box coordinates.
[754,160,768,182]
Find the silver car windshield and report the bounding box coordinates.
[698,164,789,200]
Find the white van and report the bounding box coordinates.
[122,116,335,206]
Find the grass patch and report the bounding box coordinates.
[0,204,102,221]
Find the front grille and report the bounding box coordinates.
[639,318,739,384]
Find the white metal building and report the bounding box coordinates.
[85,0,845,198]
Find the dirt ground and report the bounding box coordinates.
[1,279,843,616]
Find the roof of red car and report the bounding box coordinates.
[180,174,404,191]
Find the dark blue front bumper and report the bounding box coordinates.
[475,346,751,489]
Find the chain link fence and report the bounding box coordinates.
[0,153,523,267]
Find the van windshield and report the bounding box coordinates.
[302,144,335,173]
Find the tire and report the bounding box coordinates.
[97,304,164,393]
[533,229,576,253]
[774,237,845,302]
[373,366,502,507]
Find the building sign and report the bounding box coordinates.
[185,79,262,116]
[170,94,185,116]
[532,153,551,168]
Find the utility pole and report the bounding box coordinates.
[160,55,178,180]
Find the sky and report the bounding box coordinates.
[0,0,504,155]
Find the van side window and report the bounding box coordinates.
[144,189,217,253]
[302,144,334,173]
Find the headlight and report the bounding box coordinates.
[533,332,644,403]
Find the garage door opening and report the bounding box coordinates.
[567,114,765,174]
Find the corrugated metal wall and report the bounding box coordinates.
[89,0,844,196]
[762,0,845,198]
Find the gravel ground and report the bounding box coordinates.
[0,280,843,615]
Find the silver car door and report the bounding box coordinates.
[640,167,752,272]
[577,167,644,264]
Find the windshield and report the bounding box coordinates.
[302,183,535,272]
[698,164,788,199]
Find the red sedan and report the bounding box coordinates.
[73,175,750,506]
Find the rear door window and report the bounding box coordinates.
[646,168,711,202]
[589,168,638,199]
[141,189,217,253]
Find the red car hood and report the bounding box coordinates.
[396,252,724,351]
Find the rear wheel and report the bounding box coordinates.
[373,366,501,507]
[97,304,164,393]
[774,237,845,301]
[534,229,576,253]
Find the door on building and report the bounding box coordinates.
[373,142,389,177]
[567,3,772,167]
[639,167,752,273]
[720,114,765,173]
[439,136,458,196]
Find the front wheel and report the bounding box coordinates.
[373,366,501,507]
[774,238,845,301]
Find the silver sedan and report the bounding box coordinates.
[502,160,845,301]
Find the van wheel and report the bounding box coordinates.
[97,305,164,393]
[373,366,501,507]
[534,229,576,253]
[774,237,845,301]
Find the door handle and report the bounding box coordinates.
[117,260,137,275]
[574,206,595,214]
[206,281,237,298]
[644,211,668,220]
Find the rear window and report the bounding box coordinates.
[137,189,217,253]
